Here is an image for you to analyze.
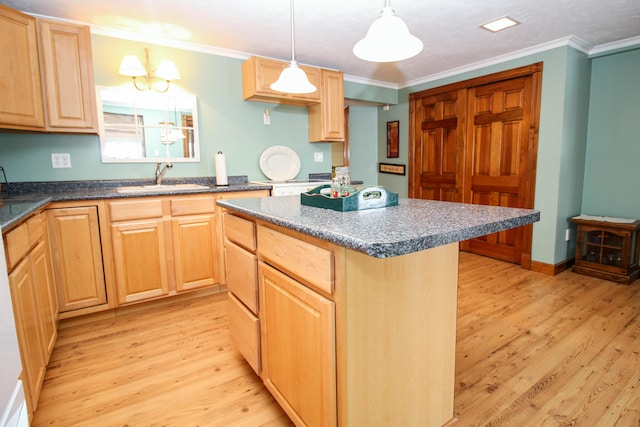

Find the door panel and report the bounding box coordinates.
[463,76,532,263]
[409,89,465,202]
[409,64,541,266]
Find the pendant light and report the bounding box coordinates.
[270,0,317,94]
[353,0,423,62]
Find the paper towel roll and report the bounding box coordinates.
[215,151,228,186]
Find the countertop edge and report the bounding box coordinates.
[217,199,541,258]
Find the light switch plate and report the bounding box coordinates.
[314,152,324,162]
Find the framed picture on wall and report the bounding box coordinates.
[387,120,399,158]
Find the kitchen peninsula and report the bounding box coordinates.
[217,196,539,426]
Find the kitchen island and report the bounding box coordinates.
[217,195,539,427]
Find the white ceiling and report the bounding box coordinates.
[4,0,640,88]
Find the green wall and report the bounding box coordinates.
[582,48,640,217]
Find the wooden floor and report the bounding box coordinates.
[32,252,640,426]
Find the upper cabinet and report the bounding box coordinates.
[309,68,345,142]
[0,4,45,129]
[37,19,98,133]
[242,56,321,105]
[242,56,344,142]
[0,5,97,133]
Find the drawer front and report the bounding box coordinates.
[224,213,256,252]
[257,225,333,295]
[26,213,45,244]
[170,195,216,216]
[4,223,30,270]
[226,241,258,313]
[228,292,260,375]
[109,199,164,222]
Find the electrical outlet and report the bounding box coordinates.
[263,108,271,125]
[314,152,324,162]
[565,228,571,241]
[51,153,71,168]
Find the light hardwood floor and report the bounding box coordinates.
[33,252,640,426]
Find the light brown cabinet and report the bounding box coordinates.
[242,56,321,105]
[242,56,345,142]
[224,212,261,374]
[4,212,58,415]
[37,19,98,132]
[47,205,108,313]
[309,68,345,142]
[109,198,171,304]
[109,195,219,305]
[0,4,45,129]
[0,4,97,132]
[257,224,337,427]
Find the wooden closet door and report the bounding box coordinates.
[409,89,466,202]
[462,75,535,263]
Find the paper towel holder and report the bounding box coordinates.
[215,151,229,186]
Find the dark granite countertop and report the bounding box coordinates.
[0,176,270,230]
[217,196,540,258]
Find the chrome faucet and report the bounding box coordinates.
[155,162,173,185]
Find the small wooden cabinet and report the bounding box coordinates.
[572,216,640,284]
[0,4,97,132]
[4,212,58,414]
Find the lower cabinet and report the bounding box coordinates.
[47,205,107,313]
[108,194,219,305]
[259,262,336,427]
[111,217,170,304]
[5,211,58,415]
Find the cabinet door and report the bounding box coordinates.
[30,240,58,360]
[0,5,45,129]
[309,69,345,142]
[37,19,97,132]
[8,258,46,412]
[111,219,170,304]
[259,262,337,427]
[172,214,218,292]
[48,206,107,312]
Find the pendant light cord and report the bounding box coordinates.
[289,0,296,62]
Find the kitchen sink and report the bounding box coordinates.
[116,183,209,193]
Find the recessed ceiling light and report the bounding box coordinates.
[481,16,519,32]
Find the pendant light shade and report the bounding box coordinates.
[270,0,317,94]
[353,1,423,63]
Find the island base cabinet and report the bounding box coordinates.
[337,243,459,426]
[259,261,336,427]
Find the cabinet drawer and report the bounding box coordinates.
[224,213,256,252]
[170,195,215,216]
[226,241,258,313]
[4,223,30,270]
[257,225,333,295]
[228,292,260,375]
[26,213,45,244]
[109,199,164,221]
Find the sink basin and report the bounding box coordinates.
[116,183,209,193]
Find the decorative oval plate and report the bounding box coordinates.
[259,145,301,181]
